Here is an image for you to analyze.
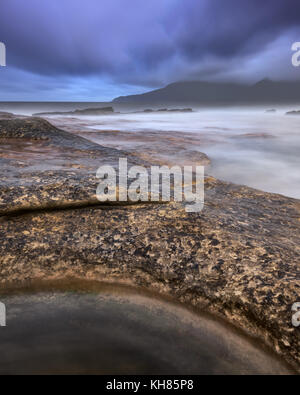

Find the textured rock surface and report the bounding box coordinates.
[0,115,299,372]
[0,117,145,214]
[0,117,117,150]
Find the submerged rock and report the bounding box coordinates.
[142,108,193,113]
[286,110,300,116]
[0,116,299,373]
[33,107,114,116]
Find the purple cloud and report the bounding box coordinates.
[0,0,300,100]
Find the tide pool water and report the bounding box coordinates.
[0,285,293,375]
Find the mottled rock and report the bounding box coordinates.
[0,116,299,373]
[0,111,16,119]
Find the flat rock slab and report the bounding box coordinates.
[0,117,146,214]
[0,116,299,372]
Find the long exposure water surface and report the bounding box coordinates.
[82,107,300,199]
[0,283,294,375]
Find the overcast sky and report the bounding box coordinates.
[0,0,300,101]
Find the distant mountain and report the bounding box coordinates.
[113,79,300,105]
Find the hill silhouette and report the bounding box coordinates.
[113,79,300,105]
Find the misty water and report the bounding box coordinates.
[3,104,300,199]
[82,107,300,199]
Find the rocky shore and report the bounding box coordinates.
[0,114,299,372]
[33,106,115,116]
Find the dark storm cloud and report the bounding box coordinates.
[0,0,176,79]
[0,0,300,100]
[167,0,300,59]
